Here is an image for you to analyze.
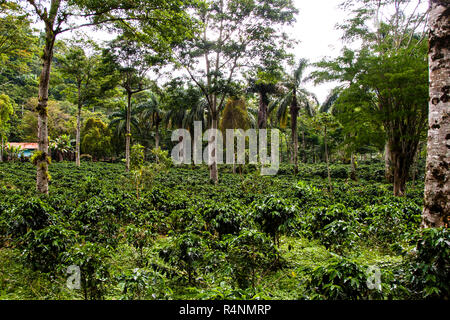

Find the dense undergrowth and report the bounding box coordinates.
[0,161,448,300]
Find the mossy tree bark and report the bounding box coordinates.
[126,91,132,172]
[36,3,59,194]
[209,115,219,184]
[350,152,357,181]
[290,89,299,175]
[76,83,82,167]
[324,126,332,192]
[422,0,450,228]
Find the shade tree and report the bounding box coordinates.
[175,0,298,184]
[17,0,198,193]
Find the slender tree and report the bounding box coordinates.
[136,93,165,150]
[422,0,449,228]
[219,96,251,173]
[312,0,430,196]
[103,37,158,171]
[271,59,317,174]
[0,94,13,162]
[57,42,101,166]
[176,0,297,184]
[18,0,196,193]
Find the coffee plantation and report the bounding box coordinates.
[1,161,448,300]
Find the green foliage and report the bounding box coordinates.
[408,228,450,299]
[302,204,356,239]
[128,147,172,199]
[30,151,52,166]
[159,231,208,284]
[0,161,438,300]
[21,224,77,272]
[220,97,251,133]
[321,220,359,253]
[304,256,397,300]
[50,134,73,160]
[227,229,280,290]
[71,196,120,247]
[81,118,112,159]
[152,147,172,167]
[8,198,56,237]
[116,268,172,300]
[201,201,244,237]
[62,242,111,300]
[0,0,437,302]
[362,202,422,245]
[124,224,154,267]
[251,196,297,245]
[130,144,145,171]
[0,94,13,132]
[311,1,429,196]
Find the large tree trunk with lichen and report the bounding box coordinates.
[76,85,82,167]
[290,90,299,175]
[36,31,55,194]
[125,91,132,172]
[422,0,450,228]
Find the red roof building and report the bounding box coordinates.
[8,142,39,150]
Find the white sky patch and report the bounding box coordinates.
[290,0,346,104]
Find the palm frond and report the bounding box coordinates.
[320,87,342,113]
[294,58,309,85]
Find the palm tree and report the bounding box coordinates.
[164,106,187,131]
[136,93,165,150]
[109,106,139,158]
[50,134,73,162]
[321,87,364,181]
[247,78,279,129]
[5,144,23,162]
[270,59,317,174]
[219,97,251,173]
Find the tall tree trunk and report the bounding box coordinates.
[392,155,407,197]
[350,152,357,181]
[0,136,3,162]
[154,119,160,163]
[284,132,288,164]
[411,141,422,187]
[324,126,332,192]
[209,116,219,184]
[302,128,306,163]
[125,91,132,172]
[258,90,268,129]
[390,138,418,197]
[76,85,82,167]
[290,91,299,175]
[155,119,160,150]
[384,142,394,183]
[36,31,55,195]
[422,0,450,228]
